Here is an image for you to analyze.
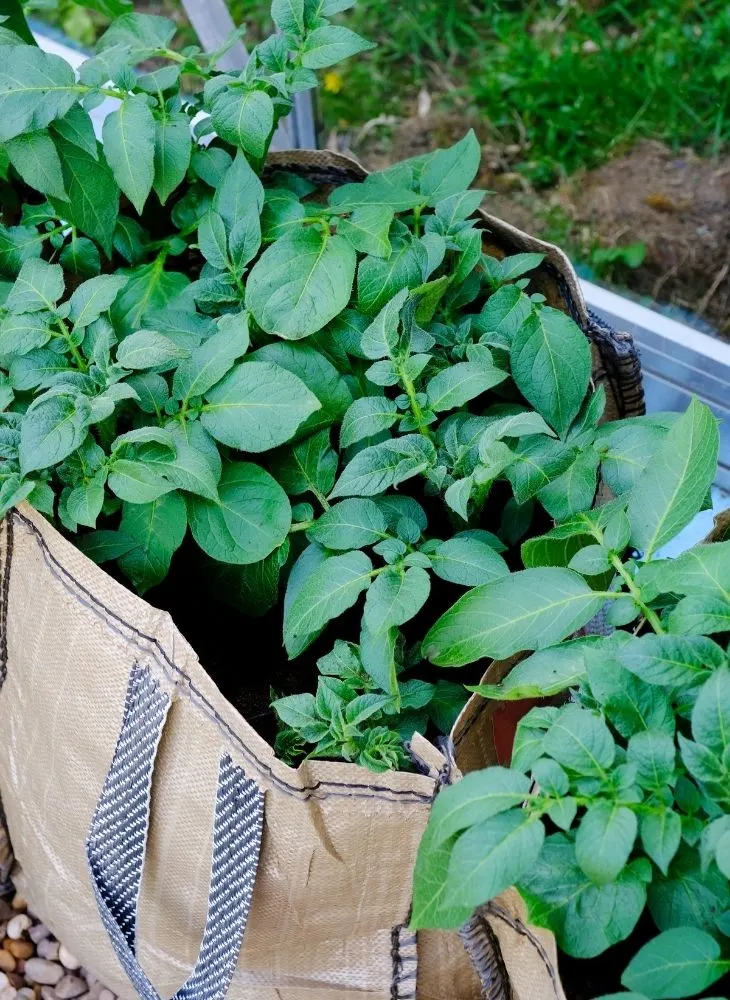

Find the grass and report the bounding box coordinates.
[237,0,730,186]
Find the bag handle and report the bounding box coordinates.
[86,664,264,1000]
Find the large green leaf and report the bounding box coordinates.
[427,767,531,848]
[543,703,616,776]
[331,434,436,498]
[285,549,373,644]
[419,130,480,206]
[426,361,506,413]
[445,810,545,909]
[51,138,120,256]
[201,360,320,452]
[627,398,719,558]
[339,396,399,448]
[423,567,605,667]
[511,307,591,437]
[5,128,66,199]
[187,461,290,565]
[307,498,387,550]
[622,928,728,999]
[0,46,78,142]
[172,312,249,402]
[19,393,90,474]
[153,111,191,205]
[301,25,374,68]
[209,87,274,159]
[363,565,430,633]
[117,493,187,594]
[471,638,594,700]
[102,95,155,215]
[618,634,724,687]
[357,237,426,315]
[247,228,356,339]
[272,428,337,498]
[575,802,637,884]
[68,274,127,329]
[6,259,63,313]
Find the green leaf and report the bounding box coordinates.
[426,362,506,413]
[68,275,127,330]
[201,360,320,452]
[338,204,393,258]
[0,46,78,142]
[410,827,473,931]
[339,396,399,448]
[5,129,66,199]
[247,228,356,339]
[198,210,229,270]
[445,810,545,909]
[419,131,480,206]
[641,809,682,876]
[116,329,189,370]
[423,567,605,667]
[76,529,138,563]
[51,104,99,160]
[107,460,174,504]
[271,0,305,35]
[52,138,119,256]
[600,423,667,495]
[187,461,290,565]
[117,493,187,594]
[575,802,637,884]
[7,259,63,313]
[628,398,719,558]
[363,565,430,633]
[360,288,408,360]
[139,429,220,502]
[692,666,730,759]
[430,535,508,587]
[539,448,600,520]
[307,498,387,550]
[511,307,591,437]
[172,311,249,402]
[569,543,611,576]
[102,95,155,215]
[427,767,531,848]
[250,340,352,435]
[519,835,649,958]
[97,13,176,64]
[505,437,577,505]
[0,224,44,277]
[357,237,427,315]
[650,541,730,602]
[213,152,264,233]
[474,285,533,343]
[543,703,615,775]
[301,25,374,68]
[628,731,676,790]
[272,428,337,498]
[649,843,730,934]
[329,176,422,214]
[622,928,728,999]
[667,595,730,636]
[285,549,373,643]
[331,434,436,498]
[618,635,724,687]
[153,111,191,204]
[66,470,106,528]
[0,311,52,356]
[209,87,274,159]
[19,393,90,474]
[471,638,593,700]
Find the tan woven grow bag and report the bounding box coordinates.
[0,150,644,1000]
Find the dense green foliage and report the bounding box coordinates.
[412,407,730,996]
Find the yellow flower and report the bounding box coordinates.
[324,71,343,94]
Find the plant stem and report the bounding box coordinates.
[290,520,315,533]
[53,319,87,373]
[398,363,432,439]
[610,553,665,634]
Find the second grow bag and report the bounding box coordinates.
[0,150,644,1000]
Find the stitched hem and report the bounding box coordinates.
[391,925,417,1000]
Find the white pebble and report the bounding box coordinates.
[29,925,50,945]
[0,974,8,991]
[37,942,59,962]
[0,988,17,1000]
[57,949,79,973]
[54,977,86,1000]
[6,917,31,941]
[40,988,57,1000]
[24,959,64,986]
[17,989,34,1000]
[98,991,115,1000]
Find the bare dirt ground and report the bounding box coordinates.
[338,113,730,335]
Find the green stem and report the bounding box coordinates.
[398,362,432,439]
[53,318,87,373]
[290,520,315,533]
[311,483,331,512]
[412,205,422,237]
[610,553,665,634]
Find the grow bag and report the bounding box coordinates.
[0,150,644,1000]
